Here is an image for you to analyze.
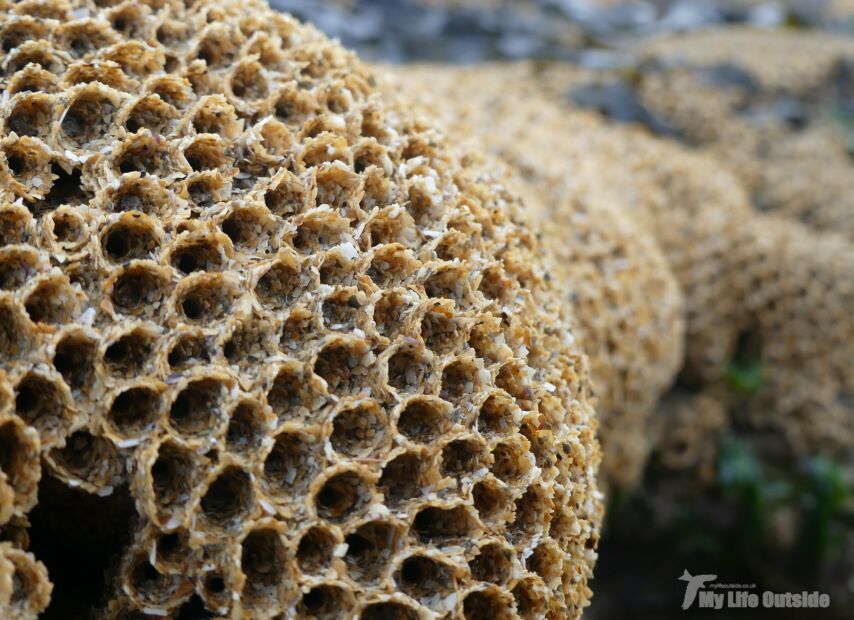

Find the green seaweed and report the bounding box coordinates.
[724,358,763,394]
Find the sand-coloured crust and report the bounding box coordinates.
[0,1,600,618]
[392,64,687,488]
[392,61,854,484]
[0,543,51,619]
[637,28,854,242]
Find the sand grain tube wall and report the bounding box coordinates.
[391,61,854,490]
[391,64,686,490]
[0,1,601,618]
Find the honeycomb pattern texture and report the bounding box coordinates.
[390,61,854,481]
[734,216,854,454]
[391,63,687,489]
[535,195,684,490]
[0,2,601,618]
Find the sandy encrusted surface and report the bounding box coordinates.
[391,61,854,486]
[0,1,601,618]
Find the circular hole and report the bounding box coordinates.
[319,252,355,286]
[155,530,191,570]
[199,466,254,530]
[241,527,287,609]
[0,207,29,246]
[0,247,41,291]
[225,400,267,457]
[126,553,187,608]
[116,132,172,176]
[0,297,32,358]
[420,308,461,355]
[291,213,348,254]
[103,328,157,377]
[176,276,237,324]
[278,307,317,353]
[0,416,39,501]
[266,363,324,423]
[360,602,420,620]
[379,451,428,508]
[490,438,532,484]
[510,484,552,541]
[191,96,239,136]
[124,95,176,135]
[109,264,167,315]
[169,237,225,274]
[254,260,302,309]
[497,361,534,411]
[151,441,196,515]
[412,505,476,543]
[397,555,456,604]
[58,21,114,58]
[48,429,120,487]
[366,244,417,287]
[440,437,487,479]
[183,136,228,172]
[321,290,361,332]
[166,332,211,370]
[296,526,335,575]
[108,385,161,438]
[469,542,513,585]
[473,479,511,524]
[185,175,220,209]
[513,578,547,620]
[61,90,117,147]
[204,573,225,595]
[169,377,228,439]
[298,585,353,620]
[195,32,238,69]
[478,394,518,437]
[264,174,306,217]
[6,154,24,175]
[343,520,401,584]
[479,265,512,302]
[314,471,371,522]
[386,346,432,395]
[222,317,275,366]
[463,588,514,620]
[230,61,268,100]
[37,164,90,212]
[53,332,97,390]
[109,177,164,214]
[51,211,85,244]
[15,371,69,438]
[263,430,318,497]
[526,541,563,584]
[101,218,159,262]
[330,399,387,458]
[1,22,47,53]
[440,358,481,404]
[7,95,52,138]
[397,398,450,444]
[313,339,370,397]
[24,276,76,324]
[372,290,416,340]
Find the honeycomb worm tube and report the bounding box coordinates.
[0,1,600,616]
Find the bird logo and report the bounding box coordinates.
[679,569,717,609]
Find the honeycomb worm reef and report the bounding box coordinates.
[0,0,601,618]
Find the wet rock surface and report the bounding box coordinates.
[272,0,854,63]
